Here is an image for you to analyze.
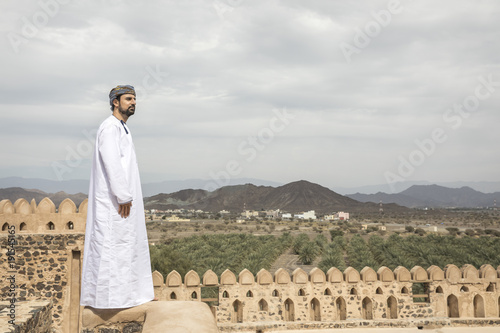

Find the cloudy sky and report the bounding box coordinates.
[1,0,499,192]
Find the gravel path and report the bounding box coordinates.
[269,247,321,274]
[279,328,499,333]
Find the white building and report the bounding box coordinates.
[335,211,349,220]
[265,209,280,219]
[241,210,260,218]
[294,210,316,220]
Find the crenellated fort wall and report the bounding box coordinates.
[150,264,500,329]
[0,197,86,333]
[1,197,500,333]
[0,197,87,233]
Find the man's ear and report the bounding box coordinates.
[113,97,119,109]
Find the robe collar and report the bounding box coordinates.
[120,120,129,134]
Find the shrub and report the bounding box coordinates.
[330,229,344,239]
[414,228,426,236]
[298,241,320,265]
[405,226,415,233]
[464,229,475,237]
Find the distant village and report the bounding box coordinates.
[145,208,350,223]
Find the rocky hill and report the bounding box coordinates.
[144,180,406,214]
[0,187,87,207]
[347,184,500,208]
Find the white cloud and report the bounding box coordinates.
[1,0,499,188]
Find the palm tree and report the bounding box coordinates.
[299,241,320,265]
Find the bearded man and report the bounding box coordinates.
[80,85,155,308]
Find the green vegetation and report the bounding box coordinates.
[346,234,378,269]
[318,236,346,272]
[298,241,320,265]
[355,233,500,272]
[149,231,500,279]
[150,233,292,278]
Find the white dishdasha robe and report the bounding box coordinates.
[81,115,154,309]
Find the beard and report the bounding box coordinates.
[118,105,135,117]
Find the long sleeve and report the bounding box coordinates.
[98,124,133,204]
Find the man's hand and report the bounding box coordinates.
[118,202,132,218]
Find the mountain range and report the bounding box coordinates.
[347,184,500,208]
[0,177,282,196]
[1,179,499,212]
[144,180,405,214]
[0,187,87,207]
[0,181,403,214]
[2,176,500,196]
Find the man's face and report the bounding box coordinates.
[115,93,136,117]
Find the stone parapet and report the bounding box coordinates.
[2,197,500,332]
[0,300,52,333]
[81,301,219,333]
[0,197,87,233]
[0,234,85,333]
[217,318,500,332]
[150,264,500,325]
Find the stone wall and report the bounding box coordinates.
[0,300,52,333]
[2,197,500,332]
[0,197,87,233]
[81,321,143,333]
[0,197,86,333]
[151,264,500,330]
[0,234,85,333]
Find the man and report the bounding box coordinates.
[81,85,155,309]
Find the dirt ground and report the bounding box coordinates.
[265,328,500,333]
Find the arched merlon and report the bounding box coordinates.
[166,271,182,287]
[203,270,218,286]
[37,197,56,214]
[275,268,290,284]
[360,267,377,283]
[292,268,308,284]
[394,266,411,282]
[79,199,88,214]
[479,264,496,281]
[344,267,360,283]
[427,265,444,281]
[0,199,14,214]
[59,198,77,214]
[256,269,273,285]
[239,269,254,285]
[145,264,499,294]
[152,271,164,287]
[445,264,461,284]
[1,197,87,233]
[221,269,237,286]
[309,267,326,284]
[411,266,428,281]
[185,270,200,287]
[0,197,88,215]
[377,266,394,282]
[327,267,343,283]
[14,198,31,214]
[462,264,479,283]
